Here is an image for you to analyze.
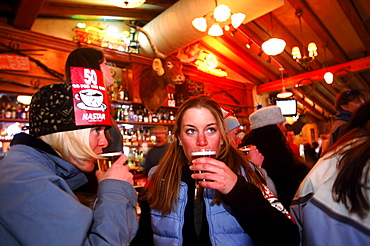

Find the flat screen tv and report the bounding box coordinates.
[276,99,297,117]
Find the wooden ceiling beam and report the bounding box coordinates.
[292,88,328,120]
[216,34,278,82]
[336,0,370,54]
[40,2,162,21]
[198,43,262,85]
[287,0,348,63]
[257,56,370,93]
[12,0,46,29]
[237,25,302,76]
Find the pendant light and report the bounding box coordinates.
[277,67,293,98]
[261,12,286,56]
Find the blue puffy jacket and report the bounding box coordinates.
[0,134,138,246]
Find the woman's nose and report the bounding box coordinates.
[100,135,108,149]
[197,133,208,146]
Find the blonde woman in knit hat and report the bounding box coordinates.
[0,86,138,243]
[241,106,309,208]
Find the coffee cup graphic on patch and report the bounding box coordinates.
[75,89,106,111]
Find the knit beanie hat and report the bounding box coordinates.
[222,109,240,132]
[249,106,286,130]
[30,82,111,137]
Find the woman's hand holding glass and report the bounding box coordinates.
[245,145,264,167]
[95,154,134,185]
[190,157,238,195]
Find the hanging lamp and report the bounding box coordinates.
[261,12,286,56]
[277,67,293,98]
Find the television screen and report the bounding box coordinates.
[276,99,297,116]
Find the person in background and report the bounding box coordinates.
[240,106,309,208]
[143,125,169,176]
[291,101,370,245]
[329,89,366,146]
[286,130,300,160]
[222,108,277,196]
[303,142,317,168]
[0,83,138,245]
[65,48,124,204]
[132,96,298,246]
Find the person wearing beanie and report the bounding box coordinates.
[66,48,125,201]
[241,106,309,208]
[0,62,138,244]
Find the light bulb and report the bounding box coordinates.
[192,17,207,32]
[208,24,223,36]
[324,71,334,84]
[213,5,231,22]
[231,13,246,28]
[261,38,286,56]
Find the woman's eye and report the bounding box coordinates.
[185,128,196,134]
[206,127,217,133]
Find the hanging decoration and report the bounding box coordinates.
[291,9,318,66]
[192,0,246,37]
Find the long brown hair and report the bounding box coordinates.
[143,96,264,215]
[324,101,370,218]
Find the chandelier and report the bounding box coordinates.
[192,1,246,37]
[292,9,318,66]
[276,67,293,98]
[109,0,146,8]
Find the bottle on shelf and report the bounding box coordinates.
[122,84,130,101]
[4,103,12,119]
[169,111,175,123]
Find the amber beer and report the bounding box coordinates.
[191,149,216,202]
[97,152,122,172]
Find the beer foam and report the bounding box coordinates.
[98,152,122,157]
[191,150,216,156]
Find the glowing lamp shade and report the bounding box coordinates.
[261,38,286,56]
[277,88,293,98]
[308,42,318,57]
[192,17,207,32]
[292,46,302,60]
[324,71,334,84]
[231,13,246,28]
[208,24,224,36]
[109,0,146,8]
[17,95,32,105]
[213,5,231,22]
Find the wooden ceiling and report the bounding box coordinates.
[1,0,370,122]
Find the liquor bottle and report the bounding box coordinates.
[143,108,149,123]
[16,103,22,119]
[123,106,129,122]
[122,84,130,101]
[11,104,17,119]
[21,105,28,120]
[169,111,175,123]
[137,107,143,122]
[5,103,12,119]
[129,105,135,121]
[152,113,158,123]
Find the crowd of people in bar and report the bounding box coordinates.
[0,48,369,245]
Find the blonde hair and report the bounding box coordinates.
[40,128,99,165]
[143,96,264,215]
